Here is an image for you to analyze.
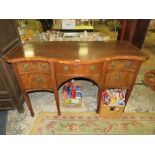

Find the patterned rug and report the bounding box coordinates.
[30,112,155,135]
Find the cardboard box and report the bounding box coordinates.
[99,104,124,119]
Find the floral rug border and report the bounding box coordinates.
[30,112,155,134]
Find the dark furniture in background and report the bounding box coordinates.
[0,20,24,112]
[39,19,53,32]
[118,19,150,49]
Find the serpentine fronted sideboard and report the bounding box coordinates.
[5,41,148,117]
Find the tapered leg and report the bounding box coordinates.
[125,89,133,105]
[54,91,61,116]
[96,88,103,113]
[23,93,35,117]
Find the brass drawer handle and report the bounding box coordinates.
[35,76,43,83]
[126,61,132,67]
[90,65,96,71]
[64,66,69,71]
[23,63,29,70]
[115,75,120,81]
[40,63,46,69]
[76,66,80,70]
[111,62,115,68]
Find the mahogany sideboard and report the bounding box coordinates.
[5,41,148,117]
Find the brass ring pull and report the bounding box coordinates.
[23,63,29,70]
[64,66,68,71]
[36,76,42,83]
[36,76,41,82]
[40,63,46,68]
[126,61,132,67]
[111,62,115,68]
[76,66,80,70]
[115,75,120,81]
[90,65,96,71]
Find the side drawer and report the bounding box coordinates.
[20,73,53,91]
[104,70,134,88]
[107,60,137,72]
[0,98,15,110]
[17,61,50,74]
[99,105,124,119]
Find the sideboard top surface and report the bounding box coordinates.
[5,41,148,63]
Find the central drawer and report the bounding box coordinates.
[20,73,52,91]
[17,61,50,74]
[54,62,103,75]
